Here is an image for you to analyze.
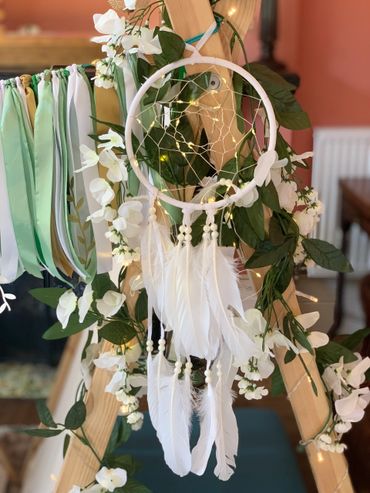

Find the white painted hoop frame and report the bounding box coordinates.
[125,55,277,212]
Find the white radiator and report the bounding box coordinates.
[309,127,370,277]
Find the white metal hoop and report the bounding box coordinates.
[125,55,277,212]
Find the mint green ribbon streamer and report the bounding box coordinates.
[34,72,64,281]
[0,80,42,278]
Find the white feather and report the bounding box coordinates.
[156,364,193,476]
[214,348,239,481]
[140,218,172,323]
[206,241,256,364]
[146,350,172,432]
[191,368,217,475]
[165,241,213,359]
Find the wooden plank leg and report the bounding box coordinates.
[164,1,353,491]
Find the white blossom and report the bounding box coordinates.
[276,180,298,213]
[90,178,115,207]
[118,394,139,416]
[106,369,127,394]
[293,209,316,236]
[77,145,99,173]
[113,200,144,239]
[99,148,128,183]
[87,206,117,224]
[124,0,136,10]
[125,342,142,364]
[96,290,126,318]
[56,290,77,329]
[334,420,352,434]
[98,129,125,150]
[78,283,94,323]
[81,341,102,390]
[335,388,370,423]
[127,411,144,430]
[235,182,259,208]
[92,9,126,43]
[94,351,126,370]
[95,466,127,492]
[121,27,162,56]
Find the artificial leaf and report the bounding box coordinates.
[291,324,314,355]
[36,400,57,428]
[340,327,370,351]
[135,290,148,323]
[99,321,137,345]
[316,341,357,369]
[21,428,63,438]
[63,434,70,458]
[284,349,297,364]
[154,30,185,67]
[271,365,285,395]
[29,288,66,309]
[43,312,99,340]
[121,479,151,493]
[302,238,353,273]
[259,182,281,212]
[245,238,295,268]
[92,273,117,299]
[246,199,265,241]
[233,206,259,248]
[64,400,86,430]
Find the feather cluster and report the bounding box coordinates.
[141,210,258,480]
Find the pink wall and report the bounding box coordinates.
[4,0,107,32]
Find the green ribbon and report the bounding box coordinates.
[34,72,64,281]
[0,80,42,278]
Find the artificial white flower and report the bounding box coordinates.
[235,182,259,208]
[118,394,139,416]
[334,420,352,434]
[127,411,144,430]
[237,379,268,400]
[98,129,125,150]
[124,0,136,10]
[96,290,126,317]
[94,75,115,90]
[87,206,117,224]
[113,200,144,239]
[106,227,121,244]
[291,151,313,165]
[335,388,370,423]
[126,373,147,391]
[125,342,142,364]
[121,27,162,56]
[344,355,370,388]
[276,180,298,213]
[76,145,99,173]
[81,341,102,390]
[112,246,141,266]
[90,178,115,207]
[78,283,94,323]
[96,466,127,492]
[94,351,126,370]
[254,150,285,187]
[92,9,126,43]
[323,355,370,396]
[294,311,329,352]
[56,290,77,329]
[293,209,316,236]
[106,369,127,394]
[69,487,81,493]
[99,148,128,183]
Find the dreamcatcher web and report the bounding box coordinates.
[125,55,277,212]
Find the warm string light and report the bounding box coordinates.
[317,452,324,463]
[296,290,319,303]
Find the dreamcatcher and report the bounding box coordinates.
[124,29,278,480]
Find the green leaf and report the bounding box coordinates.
[245,238,295,268]
[105,454,139,477]
[249,63,311,130]
[275,256,294,293]
[92,273,117,299]
[246,199,265,241]
[302,238,353,273]
[20,428,63,438]
[36,400,57,428]
[64,400,86,430]
[284,349,297,364]
[316,341,357,368]
[271,365,285,395]
[291,324,314,355]
[43,312,99,340]
[104,418,132,459]
[259,182,281,212]
[29,288,66,308]
[135,290,148,323]
[63,434,70,458]
[233,206,259,248]
[269,215,285,245]
[154,31,185,67]
[99,321,137,345]
[340,327,370,351]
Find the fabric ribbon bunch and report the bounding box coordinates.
[0,65,112,285]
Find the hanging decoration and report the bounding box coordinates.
[0,2,369,493]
